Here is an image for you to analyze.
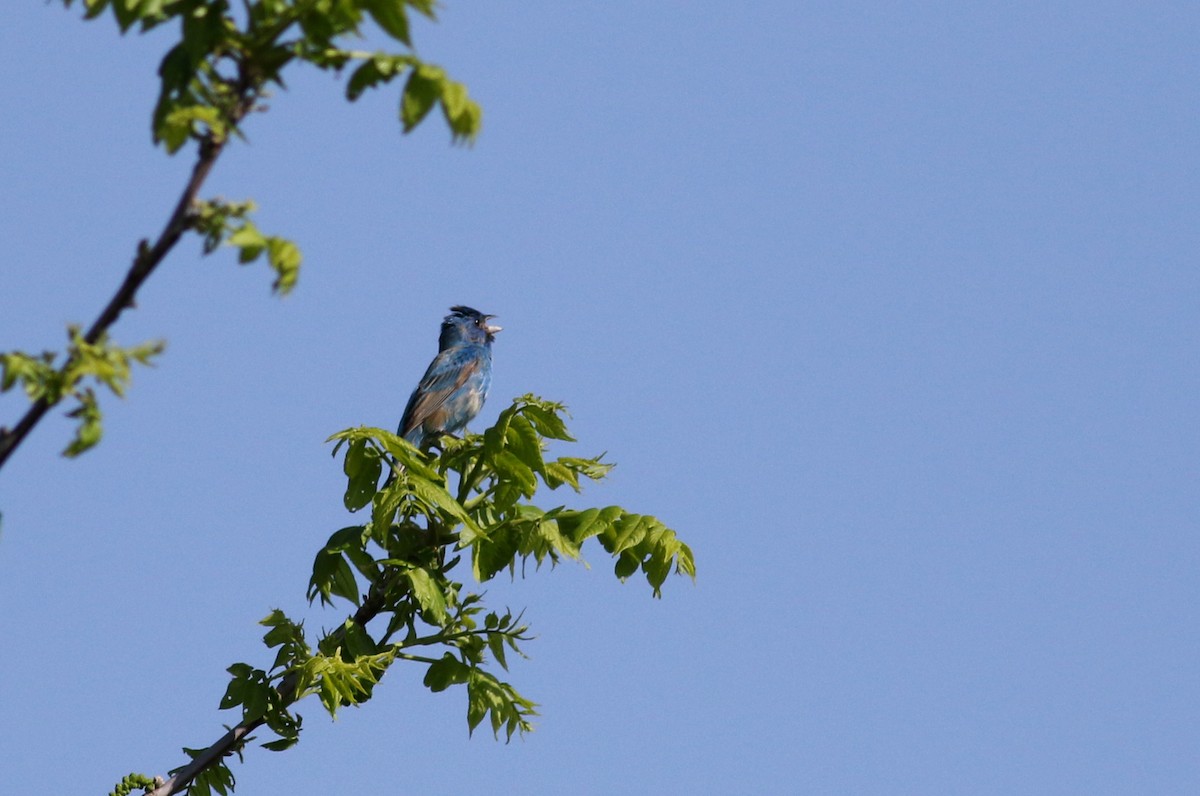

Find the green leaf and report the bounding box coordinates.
[438,77,482,143]
[179,0,224,62]
[228,224,267,263]
[594,511,696,596]
[301,648,394,717]
[192,198,256,254]
[369,482,403,545]
[521,401,574,441]
[315,551,360,606]
[409,476,485,543]
[406,0,437,19]
[225,223,301,294]
[423,653,470,692]
[308,526,373,604]
[505,414,544,475]
[554,506,622,544]
[242,677,269,722]
[557,455,615,483]
[342,438,381,511]
[400,64,441,132]
[492,450,537,499]
[364,0,412,46]
[487,632,508,671]
[62,388,103,457]
[260,609,311,670]
[608,513,650,554]
[439,78,468,122]
[344,52,414,101]
[181,757,235,796]
[0,351,56,396]
[614,550,640,580]
[159,105,225,153]
[346,59,384,101]
[406,567,448,625]
[81,1,112,23]
[329,426,439,480]
[266,236,302,294]
[472,522,519,582]
[217,676,244,710]
[110,0,140,32]
[465,669,537,740]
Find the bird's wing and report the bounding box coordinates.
[399,349,482,439]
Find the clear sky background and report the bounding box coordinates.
[1,2,1197,794]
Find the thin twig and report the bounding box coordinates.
[0,145,214,470]
[149,563,416,795]
[0,93,253,473]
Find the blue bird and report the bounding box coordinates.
[398,305,501,449]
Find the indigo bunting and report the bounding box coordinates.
[398,305,501,449]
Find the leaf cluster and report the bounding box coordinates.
[193,199,300,294]
[64,0,481,295]
[163,396,693,792]
[61,0,482,150]
[0,329,163,457]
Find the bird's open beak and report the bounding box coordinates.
[484,316,502,334]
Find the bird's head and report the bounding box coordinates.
[440,305,502,348]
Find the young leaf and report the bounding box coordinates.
[62,388,103,457]
[406,567,449,625]
[266,237,302,294]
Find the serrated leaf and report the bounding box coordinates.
[521,403,574,441]
[541,460,579,491]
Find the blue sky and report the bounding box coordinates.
[1,2,1198,793]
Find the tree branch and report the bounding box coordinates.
[149,563,410,795]
[0,98,252,473]
[147,723,260,796]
